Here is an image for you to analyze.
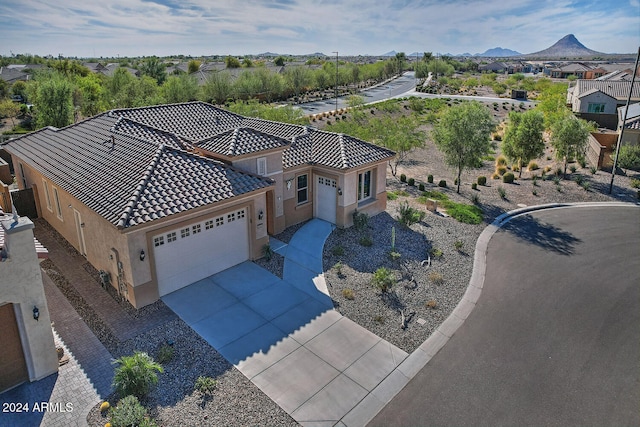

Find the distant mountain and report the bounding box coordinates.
[526,34,603,57]
[381,50,398,57]
[476,47,522,57]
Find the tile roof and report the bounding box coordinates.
[573,80,640,101]
[3,113,272,229]
[197,127,290,157]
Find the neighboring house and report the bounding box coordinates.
[0,210,57,393]
[4,102,394,307]
[567,80,640,129]
[618,102,640,145]
[478,62,508,73]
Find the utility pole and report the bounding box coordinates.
[608,45,639,194]
[336,51,339,112]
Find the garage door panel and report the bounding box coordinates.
[154,209,249,296]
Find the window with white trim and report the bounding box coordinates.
[357,170,372,202]
[297,174,308,204]
[587,103,605,113]
[257,157,267,175]
[53,186,63,220]
[42,179,52,211]
[154,236,164,247]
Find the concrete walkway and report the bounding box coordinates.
[163,219,408,426]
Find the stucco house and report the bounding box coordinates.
[567,80,640,129]
[3,102,394,308]
[0,210,58,393]
[618,102,640,146]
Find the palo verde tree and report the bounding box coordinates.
[502,109,546,177]
[139,56,167,85]
[432,101,495,193]
[30,71,75,129]
[550,116,591,177]
[372,115,425,177]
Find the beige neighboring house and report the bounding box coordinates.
[618,103,640,146]
[0,210,57,393]
[4,102,394,308]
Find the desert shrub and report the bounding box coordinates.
[359,235,373,247]
[371,267,395,292]
[477,176,487,186]
[497,186,507,200]
[590,166,597,174]
[454,240,464,251]
[528,161,539,171]
[352,210,369,231]
[471,183,477,190]
[428,271,444,285]
[195,376,218,396]
[427,174,434,183]
[532,175,539,186]
[471,193,480,205]
[418,183,425,191]
[112,352,163,399]
[388,250,402,261]
[532,189,538,196]
[581,181,591,191]
[397,201,425,227]
[574,174,584,185]
[502,172,515,183]
[262,243,273,261]
[407,177,415,186]
[386,191,398,200]
[631,179,640,189]
[156,344,174,364]
[569,165,577,173]
[333,261,343,275]
[438,179,447,188]
[430,247,443,258]
[496,165,507,176]
[331,245,345,256]
[491,172,500,180]
[400,174,407,183]
[578,158,587,168]
[109,395,153,427]
[553,176,561,185]
[495,155,507,167]
[342,288,355,300]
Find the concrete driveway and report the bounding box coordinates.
[370,204,640,426]
[163,220,408,426]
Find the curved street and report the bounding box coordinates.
[370,204,640,426]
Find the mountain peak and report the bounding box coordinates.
[527,34,603,57]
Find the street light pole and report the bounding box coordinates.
[336,51,339,112]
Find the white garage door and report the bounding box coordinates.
[315,176,337,224]
[153,208,249,296]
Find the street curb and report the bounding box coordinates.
[346,201,639,426]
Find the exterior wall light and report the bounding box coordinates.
[33,306,39,321]
[140,250,146,261]
[337,187,343,196]
[258,210,264,220]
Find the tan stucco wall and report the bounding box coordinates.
[0,216,58,382]
[575,91,618,114]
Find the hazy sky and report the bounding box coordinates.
[1,0,638,58]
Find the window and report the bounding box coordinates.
[205,220,214,230]
[192,224,201,234]
[154,236,164,247]
[358,170,372,202]
[180,227,190,238]
[297,174,308,204]
[215,216,224,227]
[257,157,267,175]
[227,212,236,222]
[237,209,245,219]
[587,103,605,113]
[52,187,63,220]
[42,179,52,211]
[167,232,177,243]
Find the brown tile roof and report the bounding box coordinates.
[573,80,640,101]
[197,127,290,157]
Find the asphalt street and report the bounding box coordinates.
[370,204,640,427]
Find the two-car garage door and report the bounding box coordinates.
[153,208,249,296]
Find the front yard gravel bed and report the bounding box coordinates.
[323,198,484,354]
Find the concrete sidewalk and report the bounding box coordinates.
[163,219,408,426]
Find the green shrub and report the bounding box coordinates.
[527,161,539,171]
[386,191,398,201]
[427,174,434,183]
[195,376,218,396]
[574,174,584,185]
[371,267,395,292]
[502,172,515,183]
[445,203,483,224]
[495,155,507,167]
[454,240,464,251]
[569,165,577,173]
[407,177,415,186]
[438,179,447,188]
[498,186,507,200]
[590,166,597,174]
[156,344,174,365]
[477,176,487,186]
[397,201,426,227]
[496,165,507,176]
[471,183,477,190]
[262,244,273,261]
[331,245,344,256]
[430,247,443,258]
[532,189,538,196]
[418,183,425,191]
[359,235,373,247]
[400,174,407,183]
[352,210,369,231]
[112,352,163,399]
[578,158,587,168]
[631,179,640,189]
[471,193,480,205]
[532,175,539,186]
[109,395,153,427]
[388,250,401,261]
[581,181,591,191]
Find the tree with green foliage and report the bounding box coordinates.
[284,66,311,100]
[372,115,425,177]
[242,58,254,68]
[161,74,199,104]
[0,99,20,126]
[427,59,455,79]
[74,73,106,117]
[112,351,163,399]
[394,52,407,76]
[550,116,591,177]
[612,143,640,173]
[226,100,305,124]
[0,79,9,99]
[537,82,570,129]
[202,71,233,105]
[432,101,495,193]
[274,56,286,67]
[225,56,241,69]
[502,110,546,177]
[30,72,74,128]
[139,57,167,85]
[187,60,201,74]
